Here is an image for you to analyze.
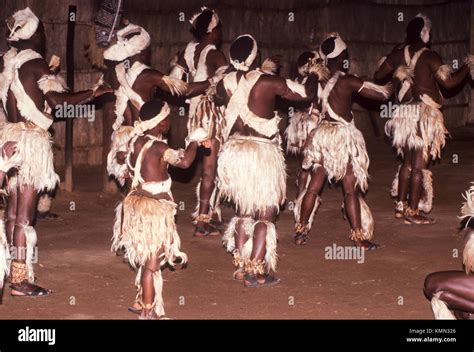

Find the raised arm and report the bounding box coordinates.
[429,51,471,90]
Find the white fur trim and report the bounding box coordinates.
[0,220,9,287]
[419,169,433,213]
[111,201,123,253]
[431,293,456,319]
[107,125,134,185]
[23,225,37,283]
[37,74,68,94]
[390,165,401,198]
[463,230,474,274]
[37,194,52,213]
[161,75,188,96]
[460,183,474,227]
[435,65,453,82]
[360,197,374,240]
[465,55,474,80]
[152,269,165,317]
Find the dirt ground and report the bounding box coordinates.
[0,136,472,320]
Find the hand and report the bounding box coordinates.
[200,139,212,149]
[2,141,17,158]
[93,84,113,97]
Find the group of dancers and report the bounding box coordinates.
[0,6,473,320]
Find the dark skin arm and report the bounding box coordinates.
[214,78,230,106]
[429,51,470,90]
[185,80,211,98]
[374,44,404,82]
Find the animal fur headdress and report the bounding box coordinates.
[415,13,432,44]
[103,24,151,62]
[319,32,347,63]
[6,7,40,42]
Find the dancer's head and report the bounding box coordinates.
[139,100,170,135]
[319,32,348,72]
[190,7,222,45]
[406,14,431,46]
[229,34,260,72]
[6,7,45,55]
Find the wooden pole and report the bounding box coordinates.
[65,5,77,192]
[469,0,474,124]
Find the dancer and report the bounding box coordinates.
[0,7,110,296]
[293,33,391,248]
[424,184,474,320]
[115,100,209,319]
[169,6,228,237]
[216,34,327,287]
[375,14,474,224]
[285,51,322,197]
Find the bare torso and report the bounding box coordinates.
[5,58,49,124]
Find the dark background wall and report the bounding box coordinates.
[0,0,472,168]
